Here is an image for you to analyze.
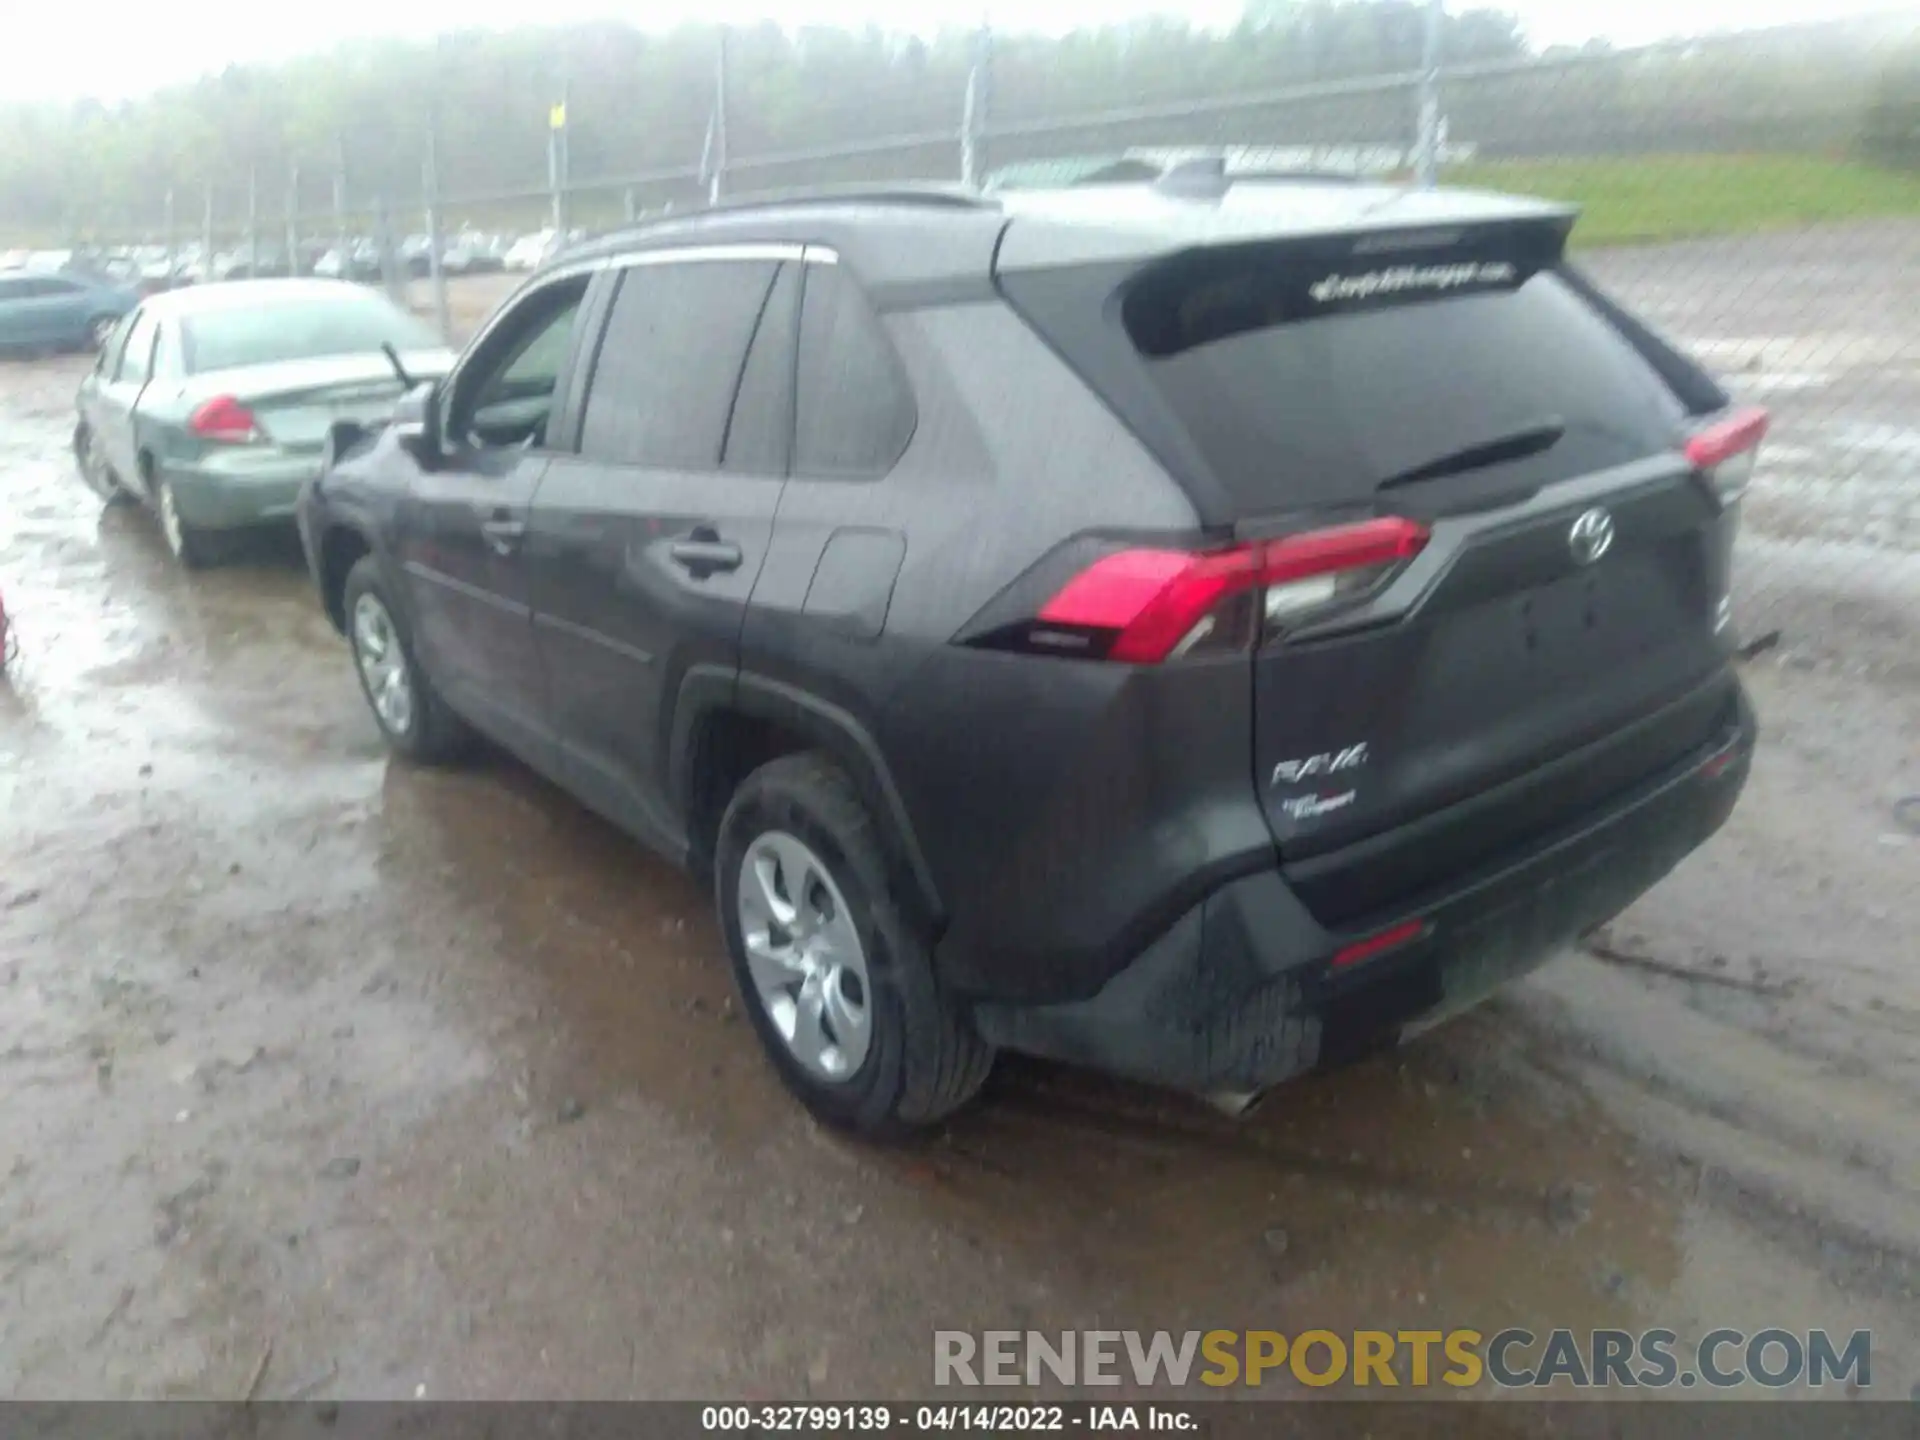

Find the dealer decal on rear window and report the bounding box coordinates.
[1307,261,1517,306]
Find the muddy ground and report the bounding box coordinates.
[1,236,1916,1407]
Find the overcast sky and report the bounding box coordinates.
[0,0,1906,105]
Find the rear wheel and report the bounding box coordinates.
[73,425,126,506]
[717,753,992,1137]
[153,476,210,569]
[342,555,469,763]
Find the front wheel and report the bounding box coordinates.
[716,753,992,1138]
[342,555,469,763]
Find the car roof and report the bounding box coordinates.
[547,175,1575,297]
[140,277,395,318]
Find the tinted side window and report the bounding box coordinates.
[579,259,777,471]
[116,311,157,384]
[793,265,914,478]
[722,263,800,476]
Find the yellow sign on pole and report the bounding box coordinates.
[549,103,567,131]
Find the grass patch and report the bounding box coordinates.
[1444,154,1920,246]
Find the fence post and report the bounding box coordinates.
[286,164,301,275]
[548,95,566,232]
[163,188,177,286]
[709,29,729,205]
[201,183,214,283]
[375,194,404,306]
[962,25,991,188]
[624,188,638,224]
[247,165,260,273]
[1414,0,1445,186]
[333,138,348,280]
[424,128,450,342]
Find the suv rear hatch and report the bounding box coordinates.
[998,195,1758,926]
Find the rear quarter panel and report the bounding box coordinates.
[740,297,1265,1002]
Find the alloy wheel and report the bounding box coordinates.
[736,831,873,1083]
[351,593,416,738]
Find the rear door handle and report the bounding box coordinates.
[668,536,744,575]
[481,514,526,556]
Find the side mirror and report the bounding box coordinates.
[391,380,443,470]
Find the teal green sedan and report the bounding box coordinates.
[73,279,453,567]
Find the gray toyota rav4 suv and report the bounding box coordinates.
[299,169,1763,1136]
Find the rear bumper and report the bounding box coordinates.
[973,683,1755,1095]
[164,453,317,530]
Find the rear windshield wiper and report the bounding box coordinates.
[1377,418,1565,491]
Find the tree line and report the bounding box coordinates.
[0,1,1910,240]
[4,2,1530,236]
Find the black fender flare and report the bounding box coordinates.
[669,667,945,930]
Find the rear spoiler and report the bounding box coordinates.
[1124,213,1578,357]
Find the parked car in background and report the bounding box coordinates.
[314,243,385,283]
[0,269,137,352]
[212,248,292,281]
[296,177,1760,1135]
[439,235,507,276]
[74,279,452,567]
[503,230,558,270]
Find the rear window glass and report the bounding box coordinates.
[1129,266,1689,511]
[182,293,437,374]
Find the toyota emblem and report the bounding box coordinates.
[1568,507,1615,566]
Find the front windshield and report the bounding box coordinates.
[181,291,439,374]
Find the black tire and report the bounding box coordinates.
[73,424,128,506]
[152,475,211,569]
[341,554,470,763]
[716,752,992,1137]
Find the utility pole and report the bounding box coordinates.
[163,188,176,285]
[201,183,214,280]
[1414,0,1446,187]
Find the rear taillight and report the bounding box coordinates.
[1331,918,1430,969]
[1033,517,1429,664]
[1685,406,1768,505]
[189,395,260,444]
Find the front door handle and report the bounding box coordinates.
[668,534,744,575]
[481,513,526,556]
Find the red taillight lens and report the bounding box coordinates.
[1034,517,1429,664]
[1038,545,1258,663]
[1685,405,1768,504]
[189,395,259,443]
[1331,918,1429,969]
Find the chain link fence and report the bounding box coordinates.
[37,6,1920,686]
